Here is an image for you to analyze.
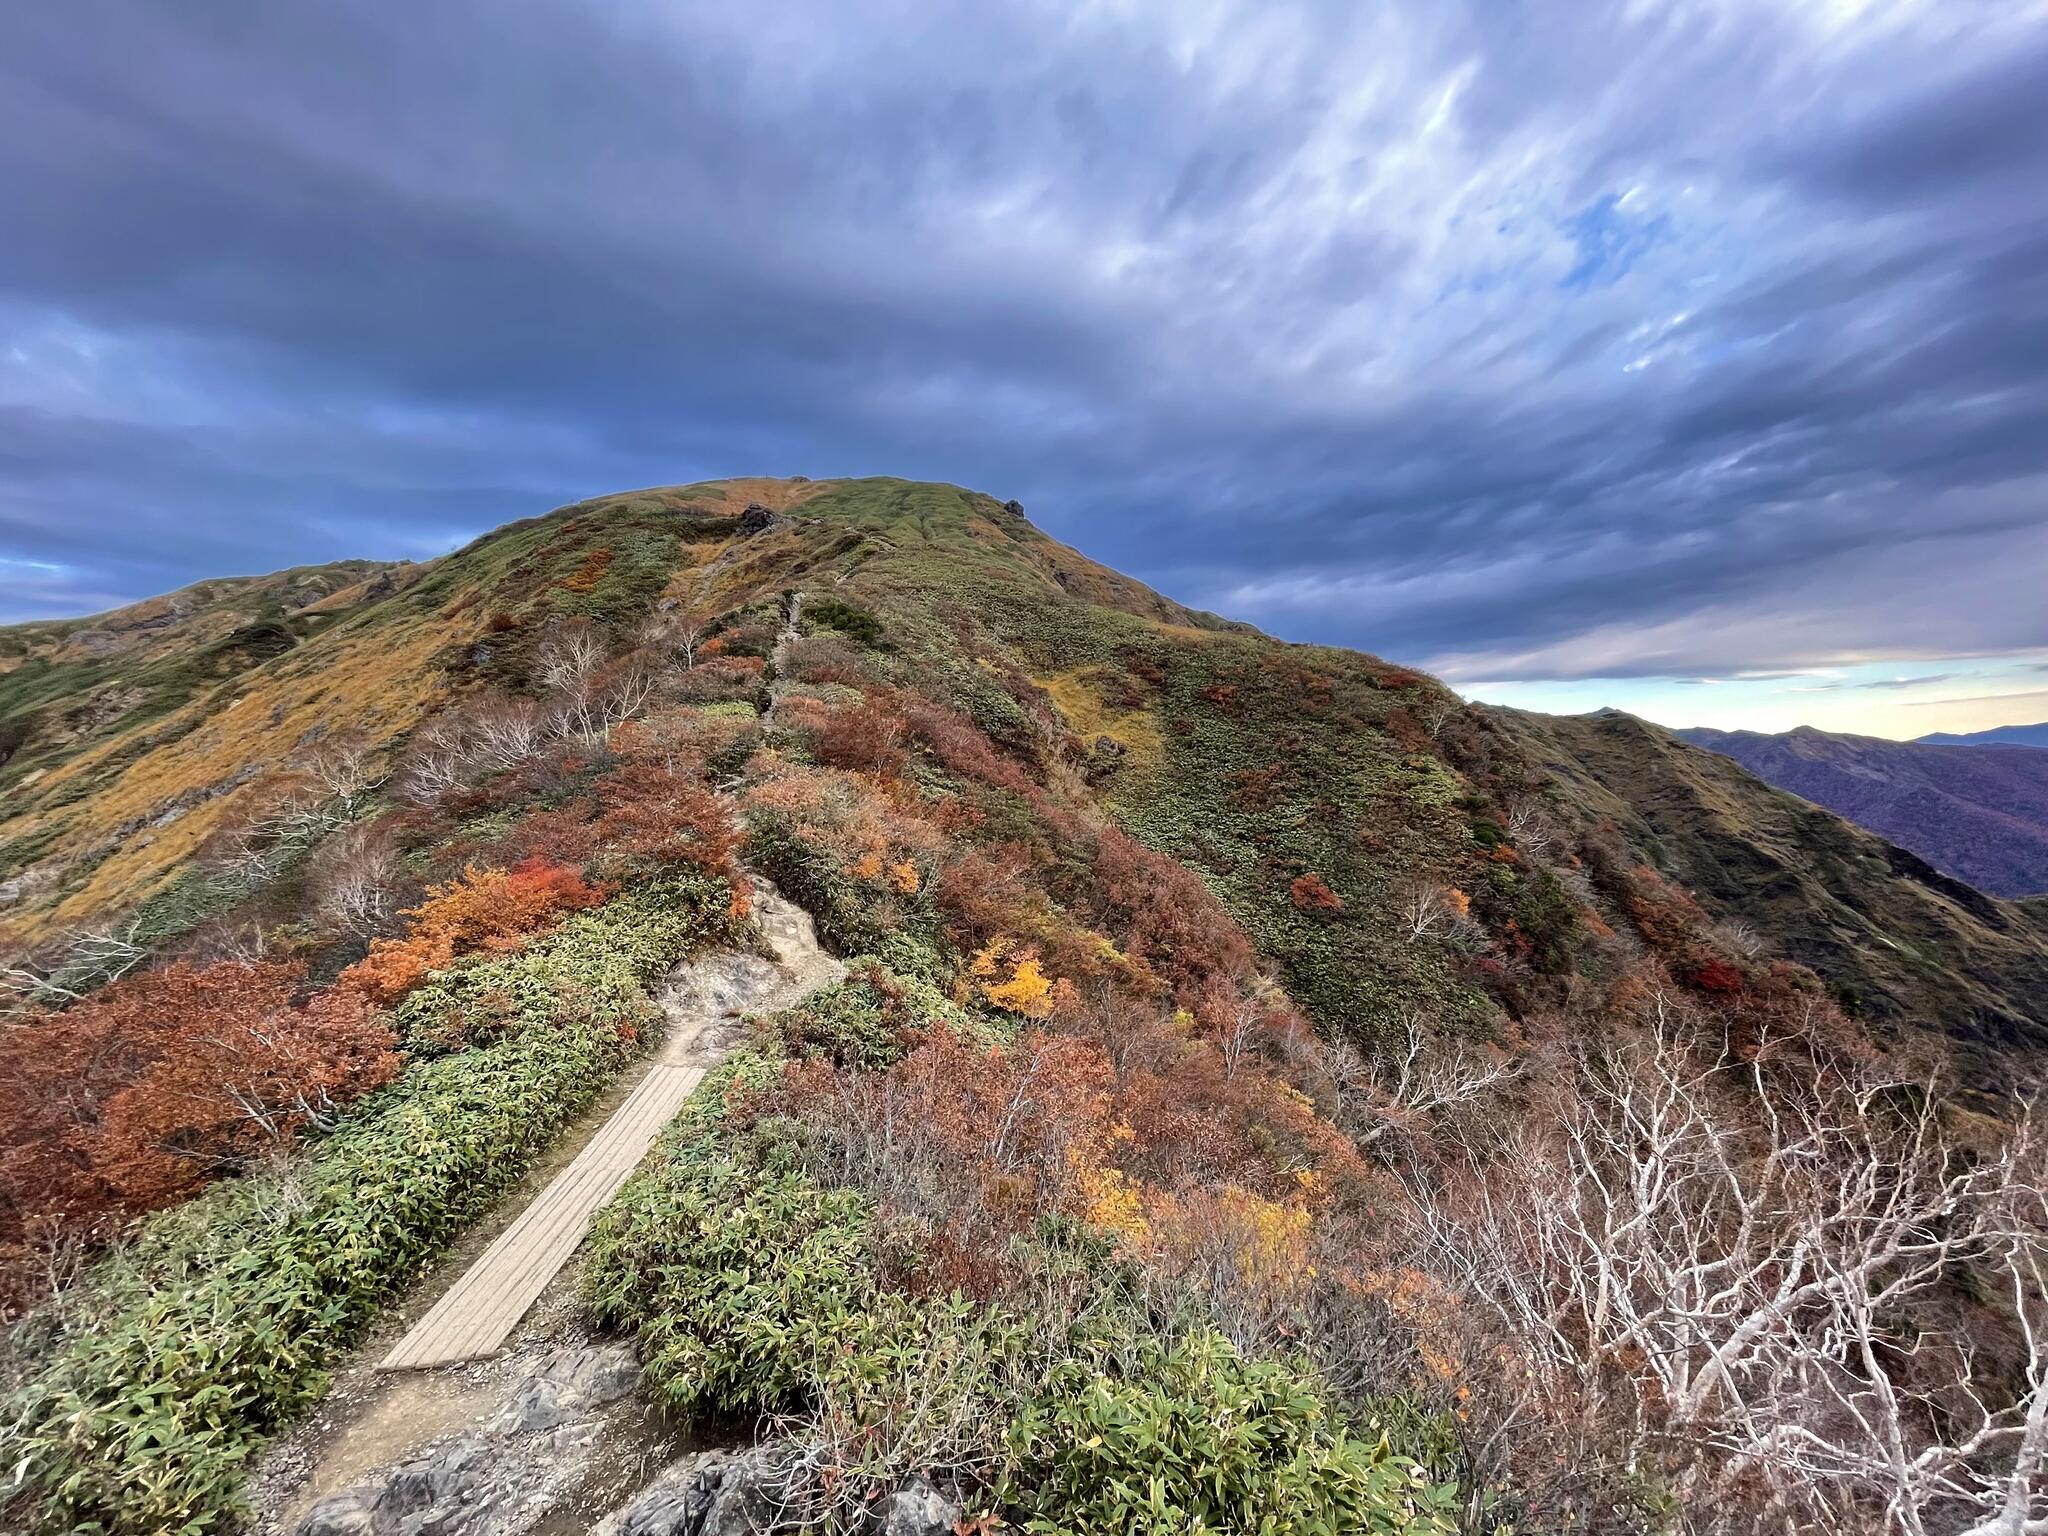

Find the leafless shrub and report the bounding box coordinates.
[1399,881,1480,945]
[310,823,401,936]
[1326,1010,1520,1153]
[1397,995,2048,1534]
[1419,693,1462,740]
[642,604,717,671]
[1503,794,1564,860]
[464,696,547,774]
[297,728,383,816]
[534,621,607,695]
[1714,917,1767,960]
[395,712,473,805]
[1,919,150,1014]
[539,623,659,742]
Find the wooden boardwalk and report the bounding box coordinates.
[379,1063,706,1371]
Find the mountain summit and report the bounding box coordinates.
[5,477,2046,1536]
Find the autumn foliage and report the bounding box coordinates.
[0,961,400,1299]
[339,858,604,1006]
[967,937,1062,1019]
[1289,873,1345,913]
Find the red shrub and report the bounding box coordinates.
[1289,873,1345,913]
[1092,826,1255,999]
[900,698,1038,795]
[588,757,742,887]
[815,695,909,778]
[1230,763,1289,812]
[1688,958,1747,996]
[0,962,401,1296]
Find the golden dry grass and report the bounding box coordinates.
[1034,666,1164,774]
[5,615,460,940]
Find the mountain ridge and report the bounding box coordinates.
[8,477,2044,1066]
[8,475,2048,1536]
[1678,720,2048,898]
[1915,720,2048,749]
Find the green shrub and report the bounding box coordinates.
[588,1049,1461,1536]
[762,960,984,1068]
[392,873,743,1049]
[1008,1330,1458,1536]
[803,597,887,649]
[586,1052,884,1413]
[4,877,736,1535]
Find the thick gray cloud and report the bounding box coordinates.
[1,0,2043,687]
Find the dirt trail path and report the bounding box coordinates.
[763,591,802,731]
[251,877,843,1536]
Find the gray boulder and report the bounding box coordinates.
[491,1343,641,1434]
[612,1449,732,1536]
[295,1491,379,1536]
[873,1473,963,1536]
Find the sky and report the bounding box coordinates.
[3,1,2046,740]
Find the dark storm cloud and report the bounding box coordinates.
[1,1,2044,687]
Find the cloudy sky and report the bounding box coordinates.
[4,1,2045,737]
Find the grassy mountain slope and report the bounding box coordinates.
[0,484,785,945]
[0,560,402,791]
[1499,707,2048,1078]
[10,477,2047,1066]
[1679,723,2048,897]
[9,477,2048,1535]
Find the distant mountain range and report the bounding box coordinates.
[1915,721,2048,749]
[1679,723,2048,897]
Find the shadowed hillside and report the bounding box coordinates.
[1500,708,2048,1075]
[1680,723,2048,898]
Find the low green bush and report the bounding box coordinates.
[1009,1330,1458,1535]
[4,876,737,1535]
[587,1053,889,1413]
[802,596,888,649]
[761,959,985,1068]
[392,872,743,1049]
[588,1045,1460,1536]
[587,1053,1035,1514]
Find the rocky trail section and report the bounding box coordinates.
[261,878,844,1536]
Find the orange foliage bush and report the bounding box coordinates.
[0,962,400,1294]
[765,970,1366,1302]
[558,545,613,593]
[744,757,947,894]
[339,857,604,1006]
[1290,873,1345,913]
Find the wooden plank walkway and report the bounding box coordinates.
[379,1063,706,1370]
